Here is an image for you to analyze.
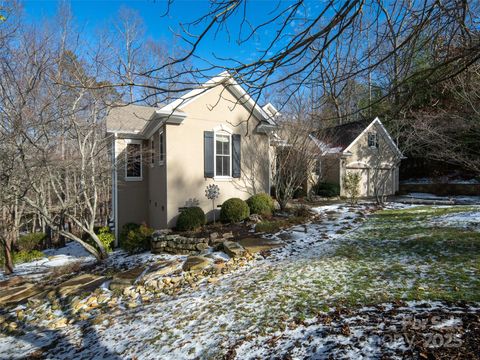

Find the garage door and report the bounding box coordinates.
[372,169,394,196]
[346,168,369,197]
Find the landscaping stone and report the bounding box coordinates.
[222,232,234,240]
[222,241,246,258]
[151,233,209,254]
[0,276,26,288]
[248,214,263,223]
[237,238,284,254]
[54,274,107,298]
[0,282,45,306]
[110,266,146,291]
[142,260,180,282]
[182,256,212,272]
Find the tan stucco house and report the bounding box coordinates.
[106,72,278,242]
[310,117,404,197]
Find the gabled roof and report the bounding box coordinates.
[311,117,404,158]
[312,119,371,152]
[106,104,156,134]
[106,72,278,137]
[159,71,278,126]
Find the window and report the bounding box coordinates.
[150,139,155,165]
[159,130,165,164]
[215,133,231,177]
[126,143,142,179]
[368,132,378,148]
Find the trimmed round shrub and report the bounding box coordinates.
[246,193,275,216]
[314,182,340,197]
[220,198,250,223]
[176,207,206,231]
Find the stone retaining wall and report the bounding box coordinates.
[399,183,480,196]
[151,234,209,255]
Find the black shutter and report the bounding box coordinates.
[204,131,214,178]
[232,134,241,178]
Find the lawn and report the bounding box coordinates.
[1,203,479,359]
[332,205,480,304]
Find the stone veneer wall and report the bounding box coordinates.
[151,234,209,255]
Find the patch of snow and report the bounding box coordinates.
[431,317,462,329]
[404,193,480,204]
[431,210,480,228]
[0,241,96,281]
[1,202,478,359]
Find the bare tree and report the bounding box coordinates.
[272,119,321,210]
[0,5,116,272]
[86,0,478,127]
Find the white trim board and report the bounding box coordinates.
[160,71,277,126]
[342,117,404,158]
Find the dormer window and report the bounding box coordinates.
[368,132,378,148]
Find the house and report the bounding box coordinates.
[309,117,404,197]
[106,72,278,243]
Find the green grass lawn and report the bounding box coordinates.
[333,205,480,304]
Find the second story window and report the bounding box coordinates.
[368,132,378,148]
[126,142,142,179]
[159,130,165,164]
[215,133,231,177]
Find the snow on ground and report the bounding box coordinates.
[431,210,480,229]
[234,301,476,359]
[1,203,479,359]
[404,192,480,204]
[0,242,96,282]
[0,240,179,282]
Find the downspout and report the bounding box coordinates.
[267,133,271,194]
[112,133,119,247]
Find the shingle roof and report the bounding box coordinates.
[106,104,156,133]
[313,119,371,151]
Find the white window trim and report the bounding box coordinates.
[125,139,143,181]
[158,130,165,166]
[213,128,233,180]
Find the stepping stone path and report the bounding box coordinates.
[110,266,146,291]
[222,241,246,258]
[52,274,108,298]
[182,256,213,272]
[0,281,44,306]
[238,238,284,254]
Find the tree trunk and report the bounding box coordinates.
[3,236,14,275]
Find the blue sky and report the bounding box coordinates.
[22,0,292,67]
